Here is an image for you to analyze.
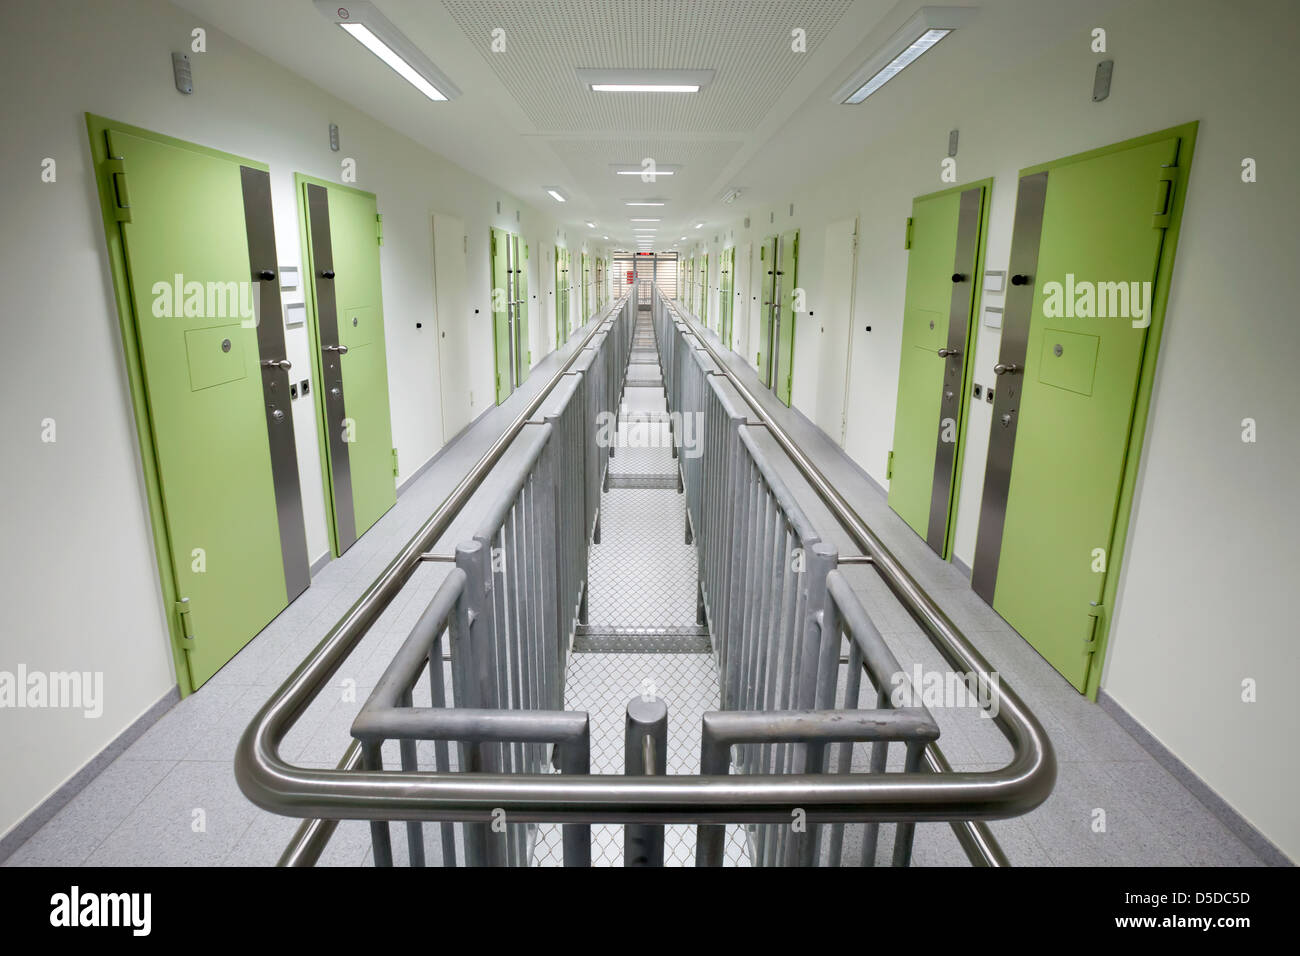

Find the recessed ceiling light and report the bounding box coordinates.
[694,222,704,229]
[630,218,661,222]
[546,188,566,203]
[585,221,596,228]
[833,6,976,105]
[316,1,460,101]
[625,202,666,207]
[579,69,714,93]
[720,187,742,205]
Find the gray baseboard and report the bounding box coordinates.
[1097,690,1293,866]
[397,406,494,499]
[950,553,972,579]
[309,550,331,578]
[0,684,180,864]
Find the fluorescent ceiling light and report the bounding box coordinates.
[603,235,609,239]
[585,221,596,228]
[316,2,460,101]
[625,202,666,207]
[578,69,713,93]
[546,188,566,203]
[832,6,976,105]
[694,223,704,229]
[630,218,661,222]
[616,169,675,176]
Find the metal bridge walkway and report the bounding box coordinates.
[533,311,746,866]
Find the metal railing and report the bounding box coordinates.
[234,279,1055,867]
[656,285,1056,865]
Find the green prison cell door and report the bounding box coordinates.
[554,245,568,346]
[490,228,530,403]
[700,253,710,329]
[301,176,397,555]
[581,252,590,321]
[972,128,1195,692]
[719,247,734,348]
[887,183,987,556]
[758,231,799,405]
[89,117,310,690]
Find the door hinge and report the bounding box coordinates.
[1083,601,1104,653]
[886,450,895,480]
[376,214,384,246]
[1152,166,1177,229]
[391,447,399,477]
[175,598,196,641]
[105,157,132,222]
[904,217,914,250]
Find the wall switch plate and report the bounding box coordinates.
[983,305,1004,329]
[279,265,299,292]
[983,270,1005,293]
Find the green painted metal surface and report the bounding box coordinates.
[757,236,777,378]
[302,177,397,546]
[719,246,734,347]
[774,229,799,406]
[516,236,530,385]
[491,226,511,403]
[994,134,1184,692]
[887,190,965,539]
[100,125,287,690]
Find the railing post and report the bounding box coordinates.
[695,718,729,867]
[624,696,667,867]
[558,716,592,867]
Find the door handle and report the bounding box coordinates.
[951,273,967,283]
[937,347,961,358]
[258,269,277,281]
[261,358,292,370]
[324,344,349,354]
[993,362,1021,375]
[320,270,336,279]
[1010,273,1030,286]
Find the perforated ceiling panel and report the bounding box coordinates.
[441,0,855,133]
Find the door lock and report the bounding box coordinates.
[324,345,349,354]
[321,270,336,279]
[951,273,967,283]
[1000,412,1014,427]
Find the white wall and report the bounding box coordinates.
[0,0,581,841]
[706,0,1300,858]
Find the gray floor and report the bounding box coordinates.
[4,302,1271,867]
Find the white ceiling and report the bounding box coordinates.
[169,0,1081,250]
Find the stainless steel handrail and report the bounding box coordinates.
[659,286,1055,865]
[238,281,1053,863]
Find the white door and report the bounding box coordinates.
[816,218,859,443]
[738,241,759,369]
[433,213,472,439]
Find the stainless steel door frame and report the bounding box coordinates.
[971,172,1048,602]
[306,182,358,552]
[242,166,310,598]
[924,186,983,555]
